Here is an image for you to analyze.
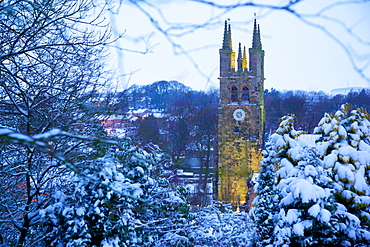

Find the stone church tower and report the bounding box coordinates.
[215,19,265,208]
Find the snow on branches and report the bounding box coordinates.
[252,107,370,246]
[39,140,190,246]
[314,103,370,245]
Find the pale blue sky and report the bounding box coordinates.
[109,0,370,93]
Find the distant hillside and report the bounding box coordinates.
[330,87,368,95]
[119,80,218,111]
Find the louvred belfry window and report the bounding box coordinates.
[231,86,238,102]
[242,87,249,102]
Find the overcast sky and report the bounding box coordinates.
[108,0,370,93]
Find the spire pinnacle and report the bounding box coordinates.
[242,46,247,70]
[237,42,243,71]
[252,19,262,49]
[228,23,232,49]
[257,24,262,49]
[222,20,229,49]
[222,19,233,50]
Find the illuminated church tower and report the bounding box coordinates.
[215,19,265,207]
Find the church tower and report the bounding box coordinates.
[215,19,265,208]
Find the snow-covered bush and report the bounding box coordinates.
[260,115,340,246]
[250,141,279,246]
[314,104,370,245]
[186,205,255,247]
[40,139,190,246]
[253,106,370,246]
[274,146,339,246]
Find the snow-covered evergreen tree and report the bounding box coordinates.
[269,115,339,246]
[314,103,370,245]
[40,139,190,246]
[250,140,279,246]
[185,205,255,247]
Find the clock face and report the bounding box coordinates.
[233,109,245,121]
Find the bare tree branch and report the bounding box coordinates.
[116,0,370,87]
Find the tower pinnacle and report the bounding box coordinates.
[222,20,233,50]
[252,19,262,49]
[220,19,235,75]
[222,20,229,49]
[242,46,247,70]
[237,42,243,71]
[228,23,232,49]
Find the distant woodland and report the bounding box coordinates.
[264,88,370,133]
[116,80,370,135]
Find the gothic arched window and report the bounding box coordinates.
[241,86,249,102]
[231,86,238,103]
